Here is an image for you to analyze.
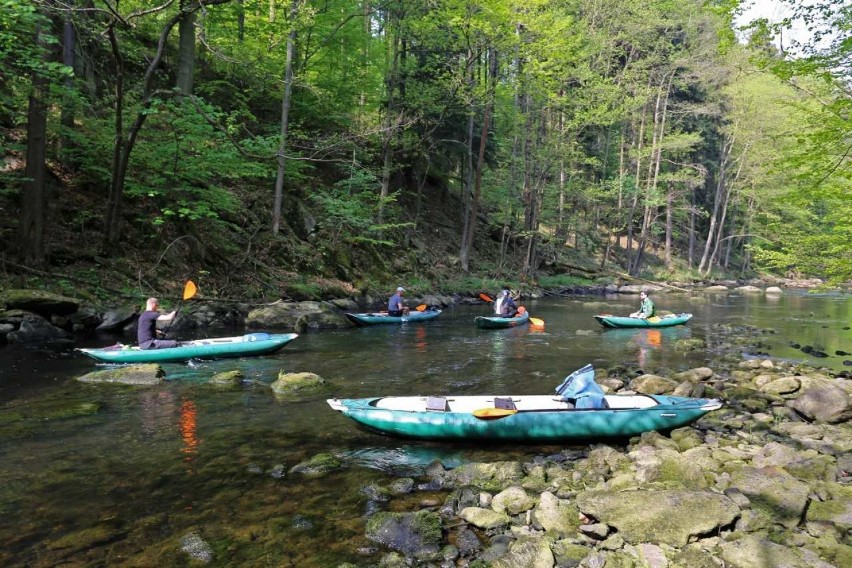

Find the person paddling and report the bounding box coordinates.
[137,298,178,349]
[629,291,655,319]
[387,286,410,317]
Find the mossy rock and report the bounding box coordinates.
[77,364,164,386]
[270,371,326,396]
[288,452,344,478]
[209,369,244,388]
[365,510,442,556]
[1,289,81,316]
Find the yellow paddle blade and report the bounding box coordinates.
[647,316,660,323]
[472,408,518,420]
[530,317,545,328]
[183,280,198,300]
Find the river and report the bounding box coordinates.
[0,290,849,566]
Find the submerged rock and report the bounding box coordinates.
[365,510,442,557]
[270,371,326,396]
[77,364,164,386]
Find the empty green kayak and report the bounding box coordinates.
[327,364,721,441]
[77,332,298,363]
[594,313,693,328]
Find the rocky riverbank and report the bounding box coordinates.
[290,354,850,567]
[0,279,832,345]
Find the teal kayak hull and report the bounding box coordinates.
[475,312,530,329]
[78,333,298,363]
[345,310,442,326]
[328,394,721,442]
[594,313,693,329]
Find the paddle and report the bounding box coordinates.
[647,316,661,323]
[472,408,518,420]
[415,304,427,312]
[162,280,197,337]
[479,293,494,303]
[530,317,545,328]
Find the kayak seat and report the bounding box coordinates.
[494,397,516,411]
[426,396,449,411]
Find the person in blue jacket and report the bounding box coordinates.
[387,287,410,317]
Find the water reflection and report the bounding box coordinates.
[599,327,692,369]
[179,398,200,474]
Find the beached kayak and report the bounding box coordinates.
[327,364,721,441]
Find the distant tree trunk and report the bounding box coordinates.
[377,6,400,226]
[237,0,245,41]
[688,186,696,269]
[272,0,299,235]
[176,2,196,95]
[60,12,76,162]
[699,136,733,273]
[18,26,49,267]
[460,47,496,271]
[459,46,476,265]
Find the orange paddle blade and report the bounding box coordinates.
[479,293,494,303]
[183,280,198,300]
[472,408,517,420]
[415,304,427,311]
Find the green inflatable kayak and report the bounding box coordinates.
[77,332,298,363]
[327,364,721,441]
[345,309,442,326]
[474,312,530,329]
[594,313,693,328]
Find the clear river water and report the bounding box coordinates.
[1,290,850,566]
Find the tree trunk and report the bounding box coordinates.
[60,12,76,162]
[460,47,496,271]
[272,0,299,235]
[377,6,400,226]
[176,3,196,95]
[19,26,49,267]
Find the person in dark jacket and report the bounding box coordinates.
[137,297,178,349]
[499,289,518,317]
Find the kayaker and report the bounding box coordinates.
[499,289,518,317]
[629,290,655,319]
[387,286,410,317]
[137,297,178,349]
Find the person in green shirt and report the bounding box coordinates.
[630,291,655,319]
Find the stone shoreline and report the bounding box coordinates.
[0,279,837,345]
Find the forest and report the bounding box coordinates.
[1,0,849,302]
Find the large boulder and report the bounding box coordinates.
[575,490,739,546]
[6,314,71,343]
[96,307,138,331]
[791,385,852,424]
[531,491,580,537]
[720,535,835,568]
[246,301,350,332]
[1,289,80,316]
[729,466,809,528]
[77,364,164,386]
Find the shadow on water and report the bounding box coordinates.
[0,291,850,564]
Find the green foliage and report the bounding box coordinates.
[309,166,409,247]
